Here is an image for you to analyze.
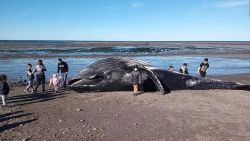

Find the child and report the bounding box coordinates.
[0,75,10,107]
[49,73,61,93]
[25,64,35,93]
[130,66,142,95]
[179,63,189,75]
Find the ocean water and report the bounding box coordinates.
[1,41,250,82]
[1,56,250,82]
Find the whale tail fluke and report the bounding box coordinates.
[234,85,250,91]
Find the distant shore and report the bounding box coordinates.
[1,41,250,59]
[1,41,250,49]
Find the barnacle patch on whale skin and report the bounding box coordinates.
[186,79,200,87]
[122,73,131,82]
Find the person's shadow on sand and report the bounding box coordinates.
[8,89,69,107]
[0,111,37,133]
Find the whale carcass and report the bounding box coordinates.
[68,58,250,94]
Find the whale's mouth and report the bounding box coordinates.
[69,78,103,92]
[68,73,105,86]
[70,78,102,86]
[68,78,81,85]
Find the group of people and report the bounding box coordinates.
[169,58,210,77]
[130,58,210,96]
[0,58,69,107]
[25,58,69,94]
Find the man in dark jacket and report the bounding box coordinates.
[198,58,209,77]
[57,59,69,87]
[130,66,142,95]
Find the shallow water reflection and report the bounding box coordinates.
[1,56,250,82]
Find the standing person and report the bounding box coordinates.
[130,66,142,95]
[198,58,209,77]
[179,63,189,75]
[0,75,10,107]
[24,64,35,93]
[33,60,46,93]
[57,58,69,88]
[168,65,174,72]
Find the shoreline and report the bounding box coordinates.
[7,73,250,87]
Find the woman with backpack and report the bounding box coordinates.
[33,60,47,93]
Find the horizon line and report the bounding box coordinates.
[0,40,250,42]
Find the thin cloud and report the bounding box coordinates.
[214,0,248,8]
[130,3,143,8]
[105,6,124,10]
[106,2,144,10]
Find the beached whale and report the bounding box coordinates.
[68,58,250,94]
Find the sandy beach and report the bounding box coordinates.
[1,74,250,141]
[1,41,250,141]
[1,0,250,140]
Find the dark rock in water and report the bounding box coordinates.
[68,57,250,94]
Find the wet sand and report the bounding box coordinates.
[1,41,250,49]
[1,74,250,141]
[1,41,250,59]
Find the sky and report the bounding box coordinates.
[0,0,249,41]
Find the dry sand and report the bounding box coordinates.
[0,74,250,141]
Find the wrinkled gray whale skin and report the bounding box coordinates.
[68,58,250,94]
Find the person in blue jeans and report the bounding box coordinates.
[24,64,35,93]
[57,58,69,88]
